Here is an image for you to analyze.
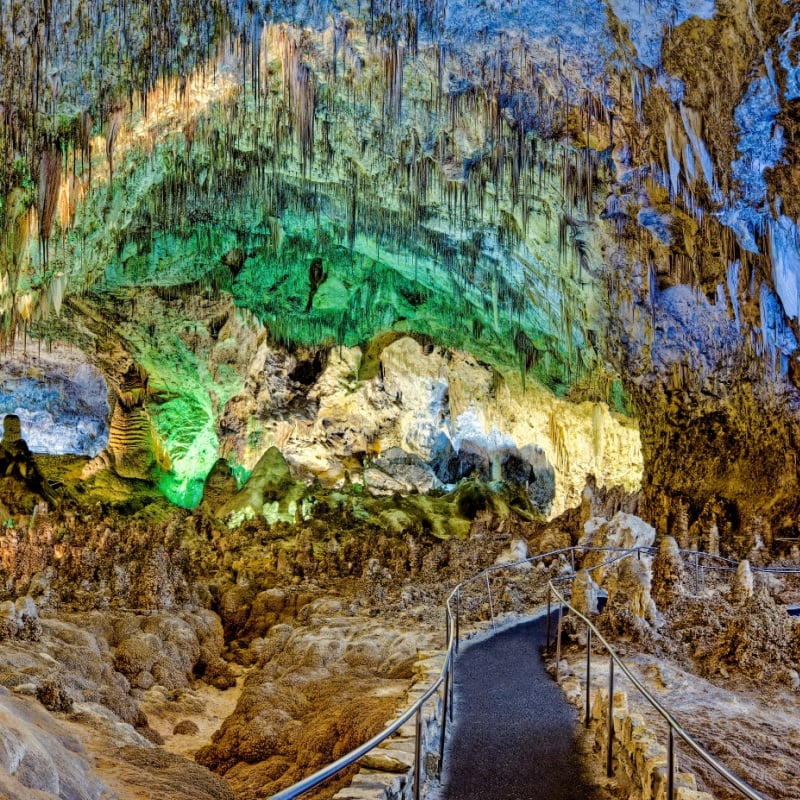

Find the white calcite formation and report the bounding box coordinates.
[220,335,642,518]
[571,568,601,617]
[578,512,657,625]
[731,559,755,604]
[0,344,108,458]
[0,689,109,800]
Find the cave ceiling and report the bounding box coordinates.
[0,0,798,530]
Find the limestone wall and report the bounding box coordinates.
[589,685,714,800]
[220,337,643,519]
[332,653,446,800]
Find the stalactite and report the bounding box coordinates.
[278,28,317,174]
[558,213,568,266]
[106,107,124,187]
[548,411,569,473]
[705,521,719,557]
[38,147,61,252]
[331,13,351,78]
[591,402,604,464]
[0,0,613,397]
[379,32,404,123]
[78,110,93,181]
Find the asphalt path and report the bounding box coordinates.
[439,615,596,800]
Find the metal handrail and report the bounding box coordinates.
[269,649,451,800]
[269,544,632,800]
[643,547,800,594]
[270,543,771,800]
[676,548,800,574]
[547,577,765,800]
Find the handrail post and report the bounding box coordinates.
[701,566,705,594]
[438,665,450,778]
[555,600,563,681]
[585,627,592,728]
[266,546,771,800]
[414,705,423,800]
[546,584,552,654]
[694,552,699,594]
[486,573,496,630]
[668,726,675,800]
[448,656,454,722]
[570,547,575,572]
[606,657,615,778]
[455,588,460,653]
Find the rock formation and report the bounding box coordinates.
[0,0,798,797]
[650,536,686,609]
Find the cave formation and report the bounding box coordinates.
[0,0,798,798]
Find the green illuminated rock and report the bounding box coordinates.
[216,447,311,527]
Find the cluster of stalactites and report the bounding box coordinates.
[614,5,800,391]
[0,0,234,346]
[0,0,623,393]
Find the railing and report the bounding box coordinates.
[270,544,769,800]
[269,544,622,800]
[649,547,800,595]
[268,648,449,800]
[547,574,766,800]
[677,549,800,575]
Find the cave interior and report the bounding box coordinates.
[0,0,799,798]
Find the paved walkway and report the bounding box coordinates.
[439,615,596,800]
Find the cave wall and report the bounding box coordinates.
[598,0,800,540]
[0,0,798,541]
[0,343,108,457]
[217,333,641,515]
[0,0,639,508]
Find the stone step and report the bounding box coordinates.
[359,748,415,773]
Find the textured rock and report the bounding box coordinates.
[366,448,439,495]
[494,538,529,566]
[582,512,656,552]
[571,569,600,617]
[0,0,796,559]
[0,687,108,799]
[731,560,755,604]
[111,746,235,800]
[599,0,800,545]
[217,336,641,518]
[580,512,657,589]
[80,366,165,482]
[651,536,686,609]
[607,557,658,625]
[2,415,21,445]
[0,413,616,800]
[588,685,713,800]
[199,460,240,513]
[358,748,414,773]
[194,610,425,798]
[173,719,201,736]
[216,447,310,527]
[0,345,108,457]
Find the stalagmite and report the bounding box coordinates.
[731,560,755,603]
